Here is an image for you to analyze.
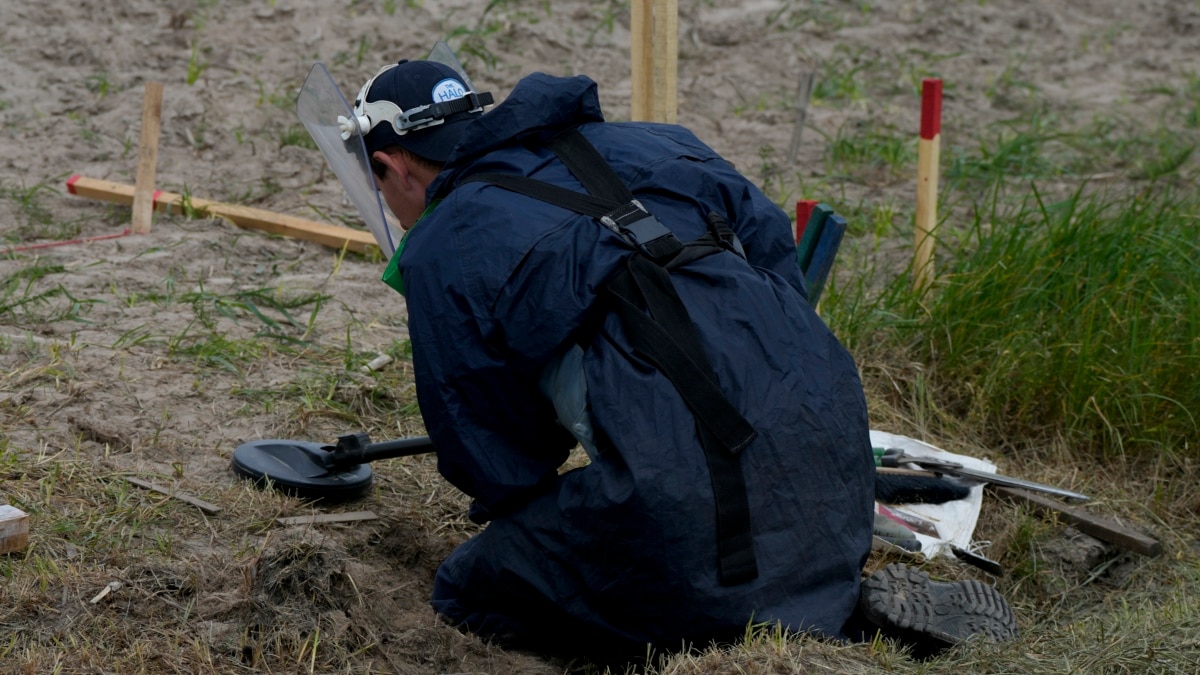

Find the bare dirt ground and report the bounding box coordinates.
[2,0,1199,673]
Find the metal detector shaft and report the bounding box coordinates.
[323,433,435,469]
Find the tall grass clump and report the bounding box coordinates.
[882,182,1200,459]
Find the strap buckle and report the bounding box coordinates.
[600,200,681,260]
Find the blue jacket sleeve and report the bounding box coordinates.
[398,189,585,520]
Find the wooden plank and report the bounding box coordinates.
[132,81,164,235]
[276,511,379,527]
[993,486,1161,557]
[66,175,378,254]
[1,505,30,555]
[126,476,223,515]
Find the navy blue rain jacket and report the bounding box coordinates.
[394,72,874,653]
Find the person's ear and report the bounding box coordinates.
[372,150,410,185]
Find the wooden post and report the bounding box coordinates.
[631,0,653,121]
[653,0,678,124]
[630,0,677,123]
[132,81,165,235]
[913,78,942,292]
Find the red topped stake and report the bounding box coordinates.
[920,79,942,141]
[914,78,943,292]
[795,199,817,243]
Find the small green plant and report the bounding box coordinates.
[84,73,111,99]
[354,34,372,67]
[1,267,98,326]
[1182,73,1200,129]
[811,46,873,105]
[1134,136,1195,180]
[186,42,208,86]
[1,179,56,232]
[254,78,296,110]
[825,120,917,181]
[945,111,1064,181]
[66,111,102,147]
[279,124,317,150]
[985,53,1041,109]
[177,185,202,219]
[0,175,91,241]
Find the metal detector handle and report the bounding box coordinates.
[324,433,435,468]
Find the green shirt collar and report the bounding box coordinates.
[381,199,441,297]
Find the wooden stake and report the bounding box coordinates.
[1,505,30,555]
[630,0,677,123]
[630,0,653,121]
[67,175,377,254]
[132,81,164,235]
[653,0,678,124]
[914,78,942,292]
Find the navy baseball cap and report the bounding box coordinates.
[353,59,493,163]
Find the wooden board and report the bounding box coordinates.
[276,511,379,527]
[993,485,1161,557]
[67,175,378,255]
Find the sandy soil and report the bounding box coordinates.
[2,0,1198,672]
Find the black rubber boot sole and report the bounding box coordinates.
[860,562,1018,652]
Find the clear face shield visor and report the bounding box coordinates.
[295,42,482,259]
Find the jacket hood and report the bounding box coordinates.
[429,73,604,193]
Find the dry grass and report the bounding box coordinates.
[4,227,1195,672]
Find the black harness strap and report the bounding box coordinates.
[605,256,759,584]
[461,129,759,585]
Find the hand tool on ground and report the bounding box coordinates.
[950,546,1004,576]
[874,447,1091,502]
[877,503,940,538]
[874,471,970,505]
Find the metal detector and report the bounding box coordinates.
[230,433,434,502]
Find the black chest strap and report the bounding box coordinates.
[460,129,759,586]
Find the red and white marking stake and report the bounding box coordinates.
[914,79,942,292]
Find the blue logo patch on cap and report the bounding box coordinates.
[431,78,467,103]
